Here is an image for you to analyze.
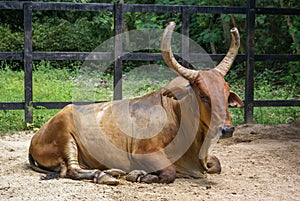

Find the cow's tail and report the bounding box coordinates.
[28,153,60,180]
[28,153,47,173]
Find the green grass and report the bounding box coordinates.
[253,83,299,125]
[227,75,300,126]
[0,61,299,134]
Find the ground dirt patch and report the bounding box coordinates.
[1,121,299,201]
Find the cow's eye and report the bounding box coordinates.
[199,92,209,102]
[199,92,205,99]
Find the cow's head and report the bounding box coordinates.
[161,22,244,171]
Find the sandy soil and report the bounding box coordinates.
[1,122,299,201]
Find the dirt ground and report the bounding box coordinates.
[0,121,299,201]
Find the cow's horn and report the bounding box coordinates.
[161,22,198,83]
[214,27,240,76]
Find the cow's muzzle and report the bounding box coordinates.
[220,126,235,138]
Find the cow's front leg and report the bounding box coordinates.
[156,164,176,183]
[127,151,176,184]
[93,170,122,185]
[126,165,176,184]
[126,170,159,183]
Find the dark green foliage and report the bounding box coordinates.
[32,13,113,52]
[0,25,24,51]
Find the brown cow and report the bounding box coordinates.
[29,22,243,185]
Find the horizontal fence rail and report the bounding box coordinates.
[0,1,299,125]
[1,2,300,15]
[1,52,300,62]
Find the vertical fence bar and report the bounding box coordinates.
[245,0,256,123]
[181,7,190,67]
[24,2,33,125]
[113,3,123,100]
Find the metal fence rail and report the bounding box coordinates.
[0,1,299,125]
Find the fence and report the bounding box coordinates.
[0,1,299,125]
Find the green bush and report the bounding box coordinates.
[33,14,113,52]
[0,25,23,51]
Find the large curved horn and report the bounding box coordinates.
[161,22,198,83]
[215,27,240,76]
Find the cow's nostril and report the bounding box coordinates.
[221,126,235,138]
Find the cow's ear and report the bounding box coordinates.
[163,86,190,100]
[228,91,244,108]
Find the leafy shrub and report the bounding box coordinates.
[33,14,113,52]
[0,25,23,51]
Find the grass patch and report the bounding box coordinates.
[33,61,75,102]
[0,61,299,134]
[0,110,24,133]
[253,83,299,124]
[0,66,24,102]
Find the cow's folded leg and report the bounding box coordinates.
[59,139,95,180]
[66,167,121,185]
[103,168,126,178]
[66,168,97,180]
[93,171,119,185]
[206,155,221,174]
[126,170,159,183]
[156,164,176,184]
[139,173,160,183]
[126,170,147,182]
[126,152,177,184]
[137,165,176,184]
[64,168,119,185]
[126,166,176,184]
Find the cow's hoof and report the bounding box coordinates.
[41,172,60,180]
[104,168,126,178]
[94,172,119,185]
[126,170,147,182]
[139,174,159,183]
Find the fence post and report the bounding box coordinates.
[113,3,123,100]
[245,0,255,123]
[24,2,33,125]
